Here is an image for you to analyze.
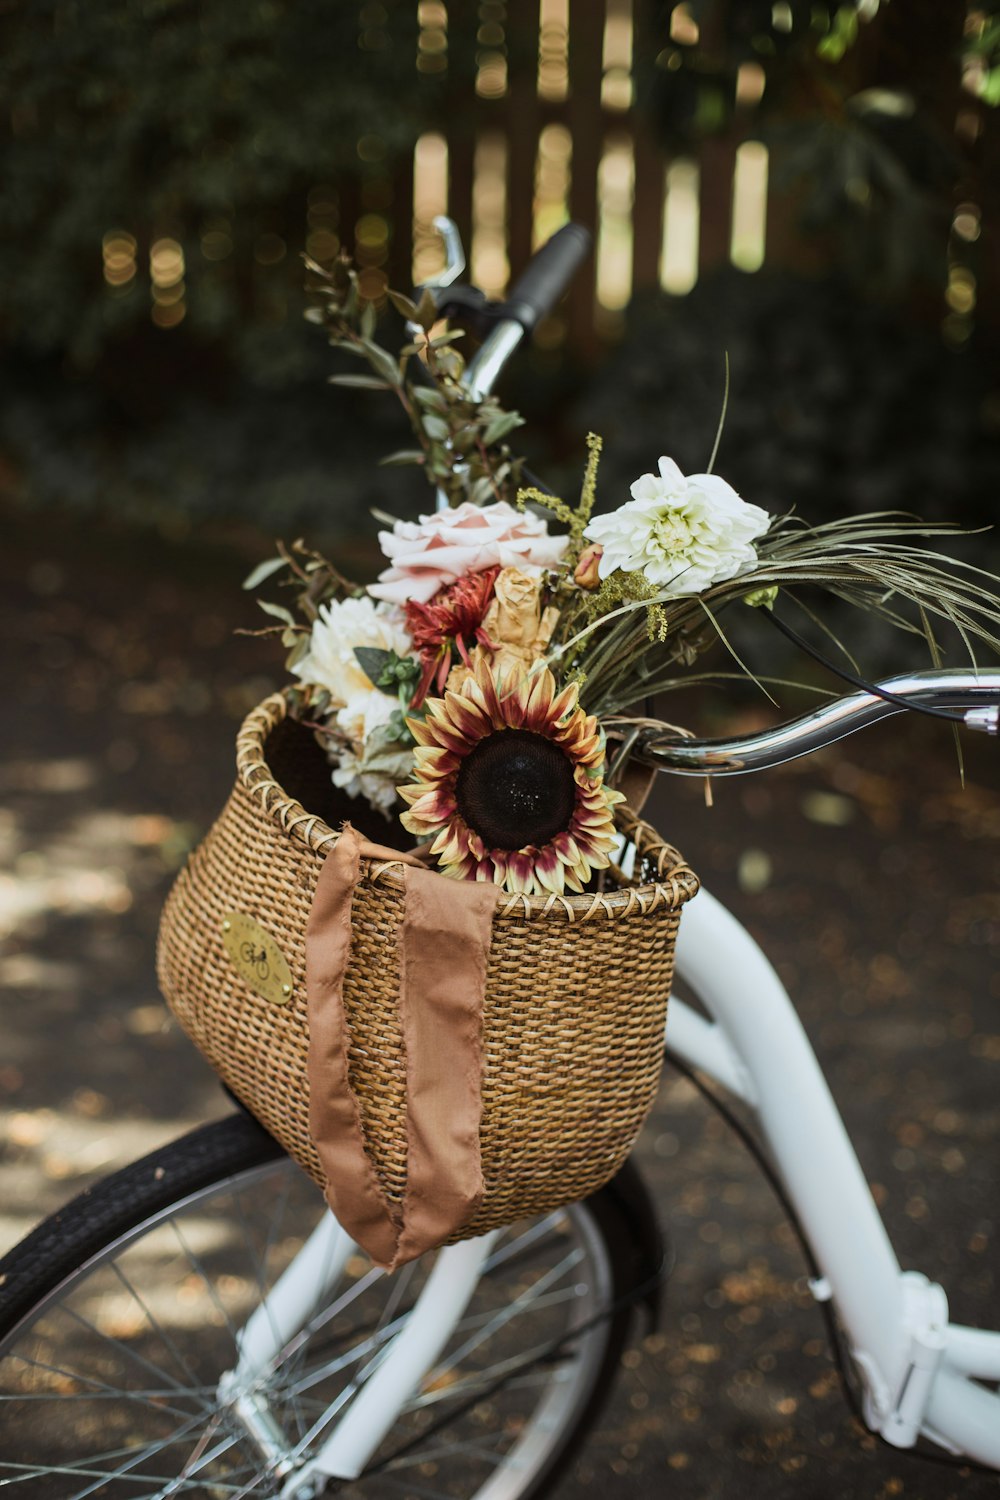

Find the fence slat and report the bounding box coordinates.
[627,0,661,292]
[567,0,607,348]
[696,134,737,273]
[506,0,541,278]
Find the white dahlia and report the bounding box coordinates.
[584,457,770,598]
[292,596,413,708]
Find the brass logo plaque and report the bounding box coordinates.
[222,913,294,1005]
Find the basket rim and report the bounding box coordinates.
[235,692,700,922]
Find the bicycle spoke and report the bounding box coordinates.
[0,1415,214,1485]
[286,1262,424,1461]
[280,1308,405,1401]
[0,1459,264,1498]
[259,1265,384,1379]
[0,1406,217,1499]
[146,1410,224,1498]
[3,1349,203,1424]
[0,1142,619,1500]
[59,1304,206,1414]
[168,1217,243,1359]
[219,1470,274,1500]
[231,1178,287,1360]
[144,1424,249,1498]
[382,1431,514,1470]
[479,1214,565,1276]
[404,1364,556,1413]
[423,1246,585,1385]
[108,1259,210,1406]
[0,1386,217,1405]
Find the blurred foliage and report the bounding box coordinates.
[0,0,458,369]
[6,269,998,558]
[2,0,999,544]
[572,271,1000,535]
[639,0,1000,291]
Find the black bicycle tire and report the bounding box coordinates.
[0,1113,285,1337]
[0,1113,644,1499]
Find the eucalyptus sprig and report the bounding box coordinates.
[242,537,353,675]
[303,252,526,509]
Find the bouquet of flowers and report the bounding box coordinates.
[246,253,1000,897]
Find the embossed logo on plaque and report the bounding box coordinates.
[222,913,294,1005]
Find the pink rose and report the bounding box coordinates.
[369,500,568,605]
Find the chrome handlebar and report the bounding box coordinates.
[618,670,1000,777]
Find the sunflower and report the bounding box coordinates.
[397,659,624,895]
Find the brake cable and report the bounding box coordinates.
[763,609,967,724]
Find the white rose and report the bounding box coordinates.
[330,691,413,818]
[334,689,395,750]
[292,596,413,708]
[331,757,401,816]
[583,457,770,598]
[369,500,568,605]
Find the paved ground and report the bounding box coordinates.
[1,506,998,1497]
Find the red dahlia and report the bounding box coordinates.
[405,566,500,705]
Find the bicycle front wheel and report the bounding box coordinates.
[0,1113,639,1499]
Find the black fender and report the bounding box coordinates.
[586,1155,667,1331]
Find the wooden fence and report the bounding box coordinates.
[337,1,999,351]
[111,3,1000,354]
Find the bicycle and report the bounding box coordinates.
[1,222,999,1499]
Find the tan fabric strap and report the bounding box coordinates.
[305,824,499,1270]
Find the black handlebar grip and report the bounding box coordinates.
[502,223,592,331]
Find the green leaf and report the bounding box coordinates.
[359,341,401,385]
[257,599,296,626]
[816,5,859,62]
[469,475,495,505]
[981,67,1000,106]
[360,740,416,779]
[422,414,450,441]
[413,386,448,412]
[354,648,422,691]
[388,290,420,321]
[284,636,311,671]
[327,373,392,390]
[483,410,525,446]
[379,449,426,467]
[242,555,287,590]
[415,287,438,331]
[354,646,395,686]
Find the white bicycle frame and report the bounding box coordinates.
[215,885,1000,1495]
[219,227,1000,1490]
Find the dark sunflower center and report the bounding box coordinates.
[455,729,577,851]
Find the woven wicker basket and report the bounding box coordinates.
[157,693,700,1241]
